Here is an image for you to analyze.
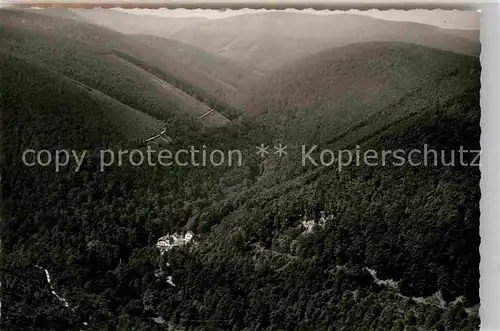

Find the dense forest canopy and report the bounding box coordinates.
[0,8,481,331]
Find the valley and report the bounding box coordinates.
[0,7,481,331]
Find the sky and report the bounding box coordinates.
[1,0,481,30]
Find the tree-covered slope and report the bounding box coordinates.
[0,9,240,117]
[162,68,480,330]
[130,34,260,92]
[0,46,261,331]
[239,42,480,146]
[0,16,481,331]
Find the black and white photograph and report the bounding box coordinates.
[0,3,483,331]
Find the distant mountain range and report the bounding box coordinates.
[73,9,480,73]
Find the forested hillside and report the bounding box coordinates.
[0,50,262,331]
[239,42,480,145]
[0,9,242,111]
[131,34,260,93]
[0,8,480,331]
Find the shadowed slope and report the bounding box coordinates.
[239,42,480,145]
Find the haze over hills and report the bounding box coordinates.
[73,10,480,73]
[130,34,261,90]
[169,12,480,72]
[72,8,209,37]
